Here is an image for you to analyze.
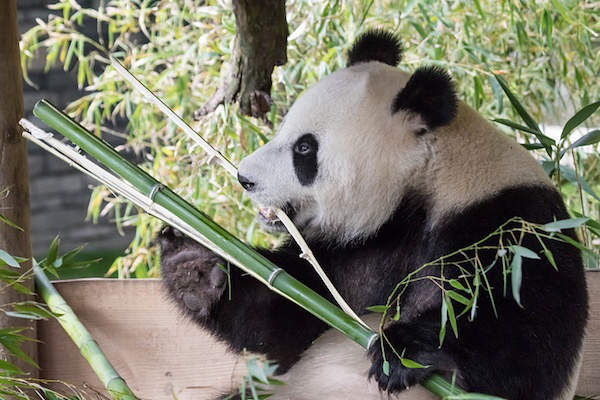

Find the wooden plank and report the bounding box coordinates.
[38,279,246,399]
[38,272,600,399]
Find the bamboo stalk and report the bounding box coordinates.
[33,263,138,400]
[29,100,467,398]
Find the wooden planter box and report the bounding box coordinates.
[38,272,600,399]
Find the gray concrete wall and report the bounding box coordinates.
[18,0,133,256]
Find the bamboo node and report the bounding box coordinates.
[267,267,283,286]
[367,333,379,349]
[148,183,165,203]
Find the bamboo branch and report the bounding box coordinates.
[33,262,138,400]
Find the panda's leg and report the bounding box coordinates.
[367,312,460,394]
[158,226,330,371]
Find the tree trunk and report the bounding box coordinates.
[0,0,37,376]
[196,0,288,120]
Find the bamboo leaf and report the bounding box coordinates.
[492,118,543,136]
[247,358,269,385]
[558,165,600,201]
[562,130,600,155]
[493,75,554,155]
[542,217,589,232]
[448,279,468,292]
[550,0,572,22]
[0,278,34,295]
[382,360,390,376]
[0,359,23,375]
[543,249,557,270]
[3,311,43,320]
[473,0,485,19]
[509,245,540,259]
[445,294,458,338]
[561,101,600,140]
[493,75,541,133]
[46,236,60,266]
[365,305,388,313]
[0,213,23,231]
[447,290,471,306]
[542,10,553,49]
[521,142,545,151]
[0,250,20,268]
[510,254,523,307]
[400,358,429,369]
[13,303,60,319]
[439,296,448,345]
[0,335,39,368]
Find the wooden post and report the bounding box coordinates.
[0,0,37,375]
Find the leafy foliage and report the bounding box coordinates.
[20,0,600,277]
[0,216,98,398]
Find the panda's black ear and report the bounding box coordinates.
[348,29,402,67]
[392,66,457,130]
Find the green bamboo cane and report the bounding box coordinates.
[33,262,138,400]
[32,99,465,398]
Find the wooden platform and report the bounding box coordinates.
[38,272,600,399]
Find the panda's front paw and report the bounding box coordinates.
[368,326,435,392]
[159,226,227,320]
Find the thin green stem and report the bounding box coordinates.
[33,263,138,400]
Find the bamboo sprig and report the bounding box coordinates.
[109,57,367,328]
[33,262,138,400]
[23,104,466,398]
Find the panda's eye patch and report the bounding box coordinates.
[292,134,319,186]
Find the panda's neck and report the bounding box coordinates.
[308,188,432,251]
[302,189,433,312]
[428,102,551,221]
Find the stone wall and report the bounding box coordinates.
[18,0,132,256]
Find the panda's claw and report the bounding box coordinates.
[368,326,439,394]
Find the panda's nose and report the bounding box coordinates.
[237,173,256,191]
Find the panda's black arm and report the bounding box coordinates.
[210,247,332,371]
[159,230,330,372]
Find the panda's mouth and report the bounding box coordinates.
[257,204,296,232]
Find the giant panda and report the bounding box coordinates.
[158,29,588,400]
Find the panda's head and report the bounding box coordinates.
[237,29,457,244]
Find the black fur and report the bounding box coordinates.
[292,133,319,186]
[160,184,587,399]
[393,66,458,130]
[348,29,402,67]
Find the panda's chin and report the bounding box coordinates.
[256,204,296,233]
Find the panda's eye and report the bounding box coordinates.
[294,141,313,155]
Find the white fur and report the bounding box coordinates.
[428,102,552,222]
[238,61,552,244]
